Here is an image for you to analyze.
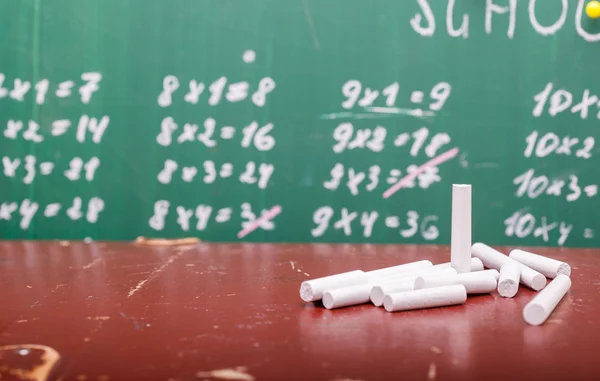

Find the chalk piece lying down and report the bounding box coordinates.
[301,260,433,303]
[471,243,546,291]
[324,264,451,309]
[509,249,571,279]
[370,267,458,307]
[523,274,571,325]
[322,283,372,309]
[414,270,498,294]
[365,260,433,280]
[383,284,467,312]
[498,260,521,298]
[300,270,368,302]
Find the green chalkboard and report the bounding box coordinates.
[1,0,600,247]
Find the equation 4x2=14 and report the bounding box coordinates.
[2,116,109,144]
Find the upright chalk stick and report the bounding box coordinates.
[451,184,472,273]
[433,257,483,272]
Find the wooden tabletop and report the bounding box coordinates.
[0,242,598,381]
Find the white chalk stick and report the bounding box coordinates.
[373,263,452,284]
[471,243,546,291]
[434,257,483,272]
[427,268,498,280]
[469,257,484,271]
[370,267,458,307]
[451,184,472,273]
[370,280,414,307]
[509,249,571,279]
[477,269,500,280]
[383,284,467,312]
[300,270,368,302]
[498,260,521,298]
[322,283,372,309]
[523,274,571,326]
[414,270,497,294]
[318,261,434,309]
[365,260,433,280]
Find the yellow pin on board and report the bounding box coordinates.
[586,1,600,19]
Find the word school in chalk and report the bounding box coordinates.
[410,0,600,42]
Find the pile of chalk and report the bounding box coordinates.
[299,185,572,326]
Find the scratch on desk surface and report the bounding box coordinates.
[428,363,437,380]
[86,316,110,321]
[0,344,60,381]
[196,366,255,381]
[135,236,200,246]
[127,252,183,298]
[82,257,103,270]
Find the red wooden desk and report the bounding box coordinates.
[0,242,598,381]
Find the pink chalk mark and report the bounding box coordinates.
[383,147,460,199]
[237,205,282,239]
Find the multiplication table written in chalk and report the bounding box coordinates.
[0,0,599,248]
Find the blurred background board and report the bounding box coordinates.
[1,0,599,247]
